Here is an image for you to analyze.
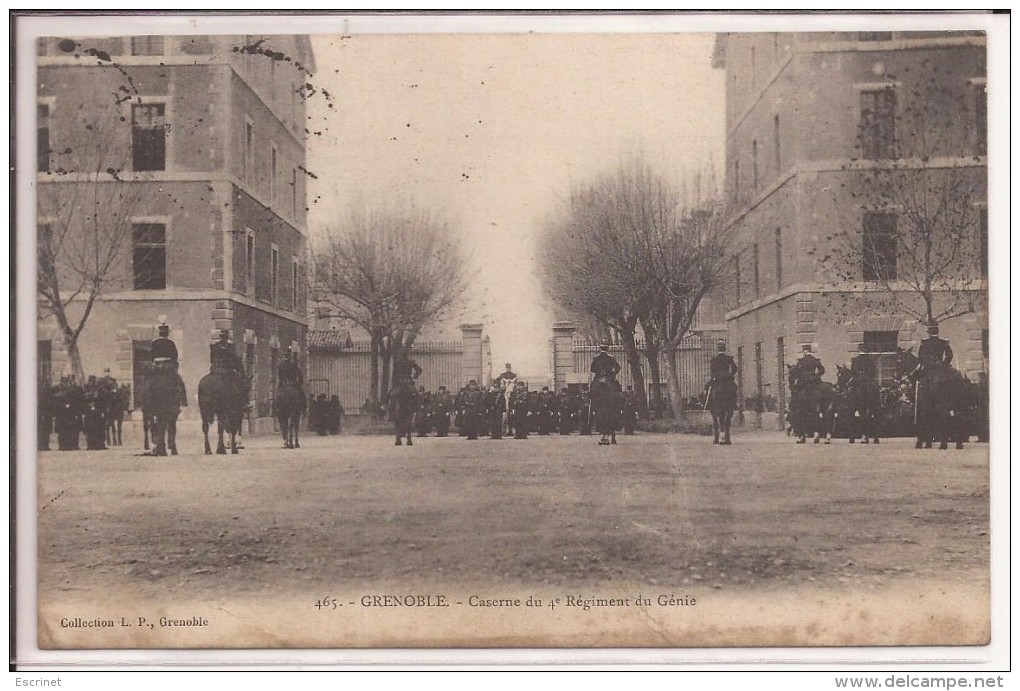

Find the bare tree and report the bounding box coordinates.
[313,201,469,403]
[37,106,148,382]
[539,173,655,409]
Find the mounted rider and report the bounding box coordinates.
[392,351,423,393]
[210,329,247,401]
[789,343,825,393]
[707,339,738,392]
[590,340,622,383]
[916,320,954,377]
[494,363,518,389]
[150,320,179,373]
[278,349,304,389]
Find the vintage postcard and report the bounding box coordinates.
[14,11,1008,668]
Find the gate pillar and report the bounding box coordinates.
[459,323,484,386]
[552,321,576,392]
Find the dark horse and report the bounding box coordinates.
[835,362,881,444]
[274,380,306,449]
[145,367,187,456]
[388,381,420,446]
[590,376,622,446]
[895,348,970,450]
[198,370,247,455]
[787,365,838,444]
[705,378,737,445]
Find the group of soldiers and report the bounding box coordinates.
[308,394,344,435]
[38,370,127,451]
[406,342,641,440]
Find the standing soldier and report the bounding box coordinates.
[590,340,622,383]
[537,386,557,435]
[433,386,453,437]
[486,385,505,439]
[622,385,640,435]
[511,381,530,439]
[578,384,593,436]
[558,387,575,435]
[415,386,432,437]
[460,379,484,440]
[38,379,54,451]
[328,395,344,434]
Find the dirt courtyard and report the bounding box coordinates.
[34,423,991,649]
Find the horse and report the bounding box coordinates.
[198,369,247,455]
[145,366,186,456]
[705,377,737,445]
[787,365,838,444]
[274,380,306,449]
[388,381,419,446]
[895,348,970,450]
[590,376,622,445]
[835,362,881,444]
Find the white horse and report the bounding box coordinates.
[496,375,517,436]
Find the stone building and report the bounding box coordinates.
[36,34,315,432]
[712,31,987,422]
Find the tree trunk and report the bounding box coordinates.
[644,332,663,418]
[369,332,381,405]
[619,329,647,413]
[662,342,685,426]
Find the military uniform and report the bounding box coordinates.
[38,381,54,450]
[590,350,622,381]
[709,353,739,386]
[328,396,343,434]
[415,388,432,437]
[278,356,304,388]
[53,378,85,451]
[460,381,484,440]
[558,388,576,435]
[511,384,530,439]
[790,353,825,392]
[433,388,453,437]
[918,335,954,371]
[622,387,639,435]
[486,387,505,439]
[393,357,423,390]
[537,387,558,434]
[578,386,593,435]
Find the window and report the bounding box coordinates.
[754,342,765,412]
[269,143,278,204]
[130,36,164,56]
[776,336,786,415]
[859,89,896,159]
[292,258,299,311]
[979,208,988,278]
[270,245,279,305]
[975,86,987,156]
[245,231,255,296]
[132,223,167,289]
[38,104,50,172]
[858,32,892,41]
[862,211,897,281]
[774,228,783,289]
[244,119,255,184]
[773,114,781,171]
[862,330,899,385]
[752,242,760,297]
[752,140,759,189]
[734,256,742,305]
[38,340,52,384]
[131,103,166,171]
[736,346,744,403]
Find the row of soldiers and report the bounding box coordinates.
[410,379,642,439]
[38,372,127,451]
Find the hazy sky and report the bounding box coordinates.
[306,32,724,375]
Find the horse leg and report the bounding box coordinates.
[216,417,227,454]
[202,418,212,454]
[722,410,733,444]
[711,411,720,444]
[168,415,178,455]
[143,414,151,451]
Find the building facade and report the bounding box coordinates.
[712,31,987,422]
[37,34,314,430]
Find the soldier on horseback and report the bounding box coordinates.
[708,339,738,390]
[789,344,825,393]
[590,340,622,383]
[278,350,304,388]
[151,321,179,372]
[917,321,954,373]
[392,352,423,392]
[210,330,247,401]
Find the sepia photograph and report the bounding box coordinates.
[13,10,1008,669]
